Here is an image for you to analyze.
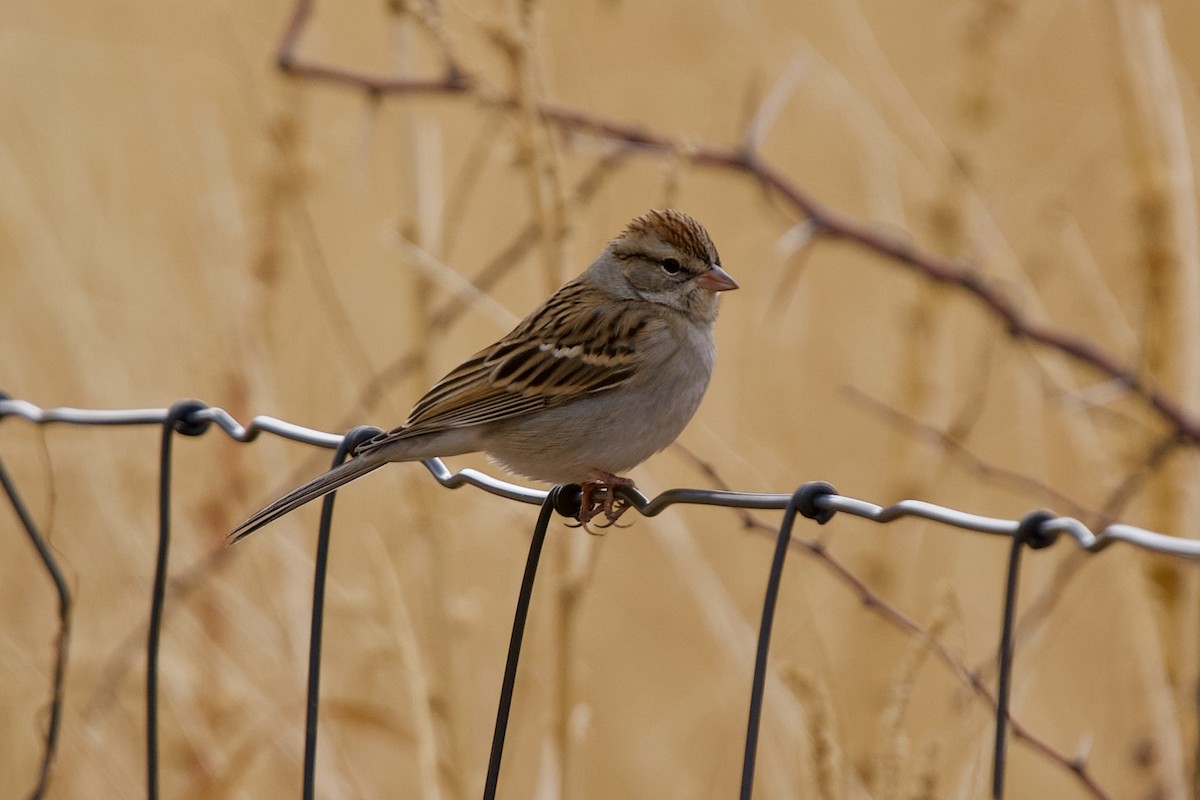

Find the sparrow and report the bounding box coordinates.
[229,209,737,541]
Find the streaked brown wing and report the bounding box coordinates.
[355,279,663,455]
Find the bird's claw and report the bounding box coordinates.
[571,474,635,534]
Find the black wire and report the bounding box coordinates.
[148,401,209,800]
[303,427,378,800]
[147,417,173,799]
[992,509,1056,800]
[482,486,568,800]
[740,489,799,799]
[0,454,72,800]
[992,534,1023,799]
[739,482,836,800]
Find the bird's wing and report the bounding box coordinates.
[355,279,666,455]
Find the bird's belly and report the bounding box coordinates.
[485,343,713,484]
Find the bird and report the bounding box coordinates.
[228,209,737,542]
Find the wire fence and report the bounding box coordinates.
[3,394,1199,800]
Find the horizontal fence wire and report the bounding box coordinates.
[3,395,1200,800]
[3,397,1198,558]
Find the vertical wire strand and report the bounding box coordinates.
[147,421,173,800]
[0,455,72,800]
[993,533,1024,799]
[483,487,564,800]
[148,418,175,799]
[739,489,805,800]
[993,511,1055,799]
[148,401,208,800]
[304,427,379,800]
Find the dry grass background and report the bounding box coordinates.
[3,0,1200,798]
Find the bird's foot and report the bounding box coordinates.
[573,472,635,534]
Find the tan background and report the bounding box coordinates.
[3,1,1200,798]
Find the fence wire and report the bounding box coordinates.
[5,397,1197,557]
[2,395,1198,800]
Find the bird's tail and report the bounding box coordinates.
[228,452,388,543]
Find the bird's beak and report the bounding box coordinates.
[695,264,739,293]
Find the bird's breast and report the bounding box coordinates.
[483,324,716,483]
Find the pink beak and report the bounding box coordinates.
[695,264,739,292]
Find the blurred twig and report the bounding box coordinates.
[844,387,1101,526]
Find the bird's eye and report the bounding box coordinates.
[660,257,683,274]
